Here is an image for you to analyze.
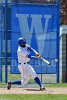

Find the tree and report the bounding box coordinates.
[60,0,67,25]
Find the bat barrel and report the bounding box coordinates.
[31,56,50,65]
[41,57,50,65]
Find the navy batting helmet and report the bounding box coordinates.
[18,37,26,45]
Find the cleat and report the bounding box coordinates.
[40,86,46,91]
[7,82,11,90]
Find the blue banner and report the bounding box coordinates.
[11,4,59,74]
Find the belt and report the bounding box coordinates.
[19,62,29,65]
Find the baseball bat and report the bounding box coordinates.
[41,57,50,65]
[31,56,50,65]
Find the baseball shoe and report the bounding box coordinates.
[40,86,46,91]
[7,82,11,90]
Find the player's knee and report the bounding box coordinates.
[21,80,23,85]
[21,79,28,85]
[33,74,37,79]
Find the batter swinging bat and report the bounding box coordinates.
[31,56,50,65]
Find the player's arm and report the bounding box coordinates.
[27,45,41,58]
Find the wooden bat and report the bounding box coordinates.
[31,56,50,65]
[41,57,50,65]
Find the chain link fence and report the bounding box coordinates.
[0,0,59,85]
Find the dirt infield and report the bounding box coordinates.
[0,87,67,94]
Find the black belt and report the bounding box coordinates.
[19,62,29,65]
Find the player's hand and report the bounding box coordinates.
[36,54,41,58]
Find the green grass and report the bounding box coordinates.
[46,83,67,87]
[0,94,67,100]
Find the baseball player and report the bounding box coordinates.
[7,37,45,90]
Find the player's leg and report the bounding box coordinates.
[20,64,29,85]
[7,64,29,90]
[7,64,22,90]
[7,80,21,90]
[16,64,29,85]
[27,64,46,90]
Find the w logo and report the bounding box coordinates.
[16,14,52,55]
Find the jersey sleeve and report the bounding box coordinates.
[27,44,38,55]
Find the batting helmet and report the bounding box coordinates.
[18,37,26,45]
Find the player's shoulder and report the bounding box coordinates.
[17,46,22,52]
